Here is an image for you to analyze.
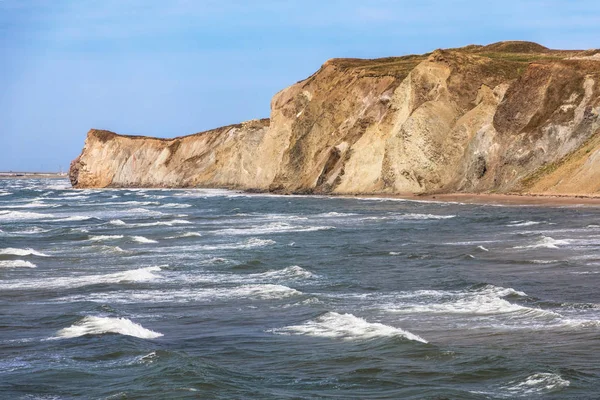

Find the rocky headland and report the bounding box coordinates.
[70,41,600,196]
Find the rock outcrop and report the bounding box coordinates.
[70,41,600,196]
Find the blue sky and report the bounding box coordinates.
[1,0,599,171]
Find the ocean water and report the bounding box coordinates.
[1,178,599,399]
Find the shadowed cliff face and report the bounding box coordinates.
[71,41,600,195]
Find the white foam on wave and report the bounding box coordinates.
[131,236,158,244]
[165,231,202,239]
[109,219,191,227]
[88,235,125,242]
[0,210,54,221]
[53,215,93,222]
[253,266,316,280]
[1,201,59,209]
[477,245,490,252]
[363,213,455,221]
[382,285,559,319]
[270,312,427,343]
[196,238,276,251]
[159,203,192,208]
[58,284,301,303]
[315,212,358,217]
[0,266,162,290]
[55,316,163,339]
[0,260,37,268]
[508,220,542,227]
[216,222,334,236]
[12,226,51,235]
[503,373,570,396]
[0,248,49,257]
[513,236,570,249]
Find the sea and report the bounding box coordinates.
[0,178,599,399]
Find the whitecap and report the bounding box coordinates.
[88,235,125,242]
[109,219,127,226]
[316,212,358,217]
[251,266,316,280]
[199,238,276,250]
[0,248,49,257]
[0,260,37,268]
[165,232,202,239]
[513,236,570,249]
[0,210,54,221]
[53,215,93,222]
[270,312,427,343]
[477,245,489,252]
[503,373,569,396]
[131,236,158,244]
[12,226,51,235]
[54,316,163,339]
[159,203,192,208]
[215,222,334,236]
[508,220,542,227]
[0,266,161,290]
[58,284,301,303]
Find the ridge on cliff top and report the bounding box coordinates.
[321,41,596,79]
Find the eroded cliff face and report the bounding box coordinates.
[71,41,600,195]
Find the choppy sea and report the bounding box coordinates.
[0,178,599,399]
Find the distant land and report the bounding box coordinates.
[0,172,66,179]
[70,41,600,197]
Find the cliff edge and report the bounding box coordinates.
[70,41,600,195]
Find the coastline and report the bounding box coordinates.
[349,192,600,207]
[0,172,66,180]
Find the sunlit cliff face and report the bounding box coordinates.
[71,42,600,196]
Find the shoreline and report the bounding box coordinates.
[0,173,66,180]
[348,192,600,207]
[5,173,600,206]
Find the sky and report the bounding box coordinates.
[1,0,599,171]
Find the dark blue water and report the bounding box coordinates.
[1,178,599,399]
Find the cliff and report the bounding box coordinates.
[70,41,600,196]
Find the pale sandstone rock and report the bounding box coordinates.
[71,42,600,195]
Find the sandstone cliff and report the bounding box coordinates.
[70,41,600,196]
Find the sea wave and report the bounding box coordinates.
[54,316,163,339]
[215,222,334,236]
[88,235,125,242]
[0,266,162,290]
[158,203,192,208]
[0,260,37,268]
[508,220,542,227]
[58,284,302,304]
[131,236,158,244]
[251,266,316,280]
[165,232,202,239]
[0,210,54,221]
[109,219,191,227]
[270,312,427,343]
[503,373,570,396]
[198,238,276,251]
[363,213,456,221]
[0,248,49,257]
[513,236,570,249]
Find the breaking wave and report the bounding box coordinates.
[131,236,158,244]
[503,373,570,396]
[270,312,427,343]
[0,248,49,257]
[0,211,54,221]
[55,316,163,339]
[0,266,162,290]
[513,236,570,249]
[0,260,37,268]
[215,222,334,236]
